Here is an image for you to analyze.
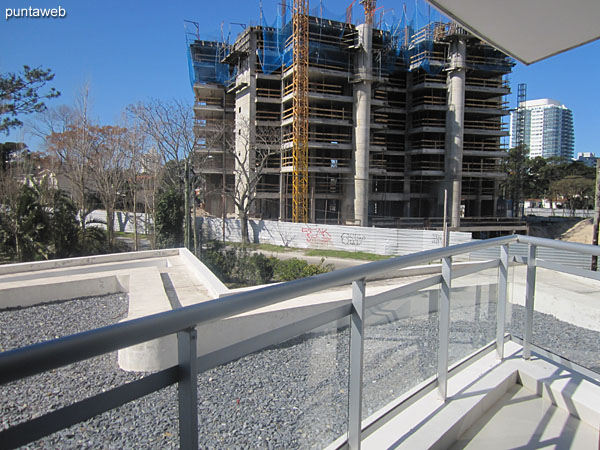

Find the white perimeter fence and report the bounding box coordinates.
[86,210,152,235]
[84,211,592,268]
[525,208,594,218]
[200,217,473,257]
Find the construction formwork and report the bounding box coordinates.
[187,2,513,227]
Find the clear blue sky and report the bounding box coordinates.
[2,0,599,156]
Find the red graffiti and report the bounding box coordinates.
[302,226,332,246]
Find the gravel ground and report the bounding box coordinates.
[1,291,599,449]
[507,304,600,373]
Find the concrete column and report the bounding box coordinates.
[353,23,372,227]
[235,32,257,218]
[279,73,286,221]
[279,173,285,221]
[493,180,499,216]
[340,173,355,224]
[445,38,466,228]
[310,180,316,223]
[404,73,413,218]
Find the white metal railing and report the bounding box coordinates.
[0,235,599,449]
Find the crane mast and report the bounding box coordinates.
[291,0,309,222]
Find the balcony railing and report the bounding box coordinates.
[1,236,599,449]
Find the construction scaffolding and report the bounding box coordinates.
[187,0,514,228]
[185,21,234,87]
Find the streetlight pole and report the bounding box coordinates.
[591,158,600,271]
[184,157,190,249]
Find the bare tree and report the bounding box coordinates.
[128,98,204,249]
[87,125,129,245]
[208,118,281,244]
[138,147,163,249]
[28,104,76,138]
[0,149,28,260]
[45,86,95,229]
[120,118,148,251]
[127,98,198,186]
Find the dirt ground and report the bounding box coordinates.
[528,218,596,244]
[559,218,595,244]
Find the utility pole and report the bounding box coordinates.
[222,110,227,242]
[184,158,191,250]
[591,158,600,271]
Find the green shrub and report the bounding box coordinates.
[77,226,111,256]
[245,253,276,285]
[201,241,332,286]
[0,185,119,262]
[273,257,333,282]
[155,187,184,248]
[49,191,79,258]
[202,240,238,282]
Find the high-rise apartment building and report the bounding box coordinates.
[509,99,574,159]
[188,9,513,227]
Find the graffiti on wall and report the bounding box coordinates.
[200,218,472,255]
[340,232,366,247]
[302,226,332,247]
[431,233,443,246]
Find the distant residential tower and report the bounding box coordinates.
[509,99,574,159]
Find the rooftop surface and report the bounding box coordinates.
[1,237,599,448]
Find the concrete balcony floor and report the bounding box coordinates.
[452,384,596,449]
[355,340,600,449]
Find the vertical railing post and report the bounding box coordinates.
[523,244,537,360]
[178,327,198,450]
[348,278,366,449]
[496,244,509,359]
[438,257,452,401]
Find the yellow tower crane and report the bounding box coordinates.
[292,0,309,223]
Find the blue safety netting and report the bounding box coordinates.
[259,5,291,74]
[258,0,450,76]
[259,1,354,74]
[185,22,236,87]
[187,0,510,85]
[378,10,409,74]
[405,6,444,74]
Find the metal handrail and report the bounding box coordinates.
[6,233,600,384]
[0,235,516,385]
[2,234,600,449]
[517,234,600,256]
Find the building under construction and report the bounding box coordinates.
[187,2,514,228]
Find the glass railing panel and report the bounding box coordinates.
[362,285,441,420]
[507,266,600,375]
[0,297,351,448]
[503,256,518,341]
[448,267,500,366]
[197,315,351,448]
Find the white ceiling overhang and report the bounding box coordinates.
[425,0,600,65]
